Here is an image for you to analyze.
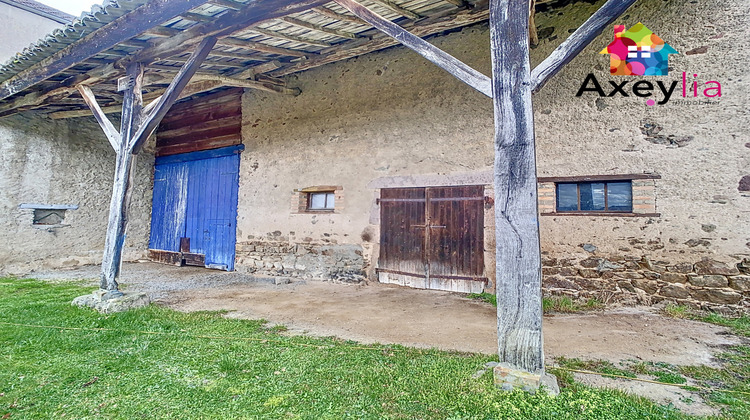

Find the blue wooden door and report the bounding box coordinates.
[149,145,242,271]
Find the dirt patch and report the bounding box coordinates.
[25,262,741,415]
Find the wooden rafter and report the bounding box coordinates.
[77,85,120,150]
[0,0,210,101]
[281,16,361,39]
[0,0,329,117]
[126,0,329,65]
[312,6,365,25]
[130,37,218,154]
[333,0,491,97]
[368,0,421,20]
[250,27,334,47]
[228,60,283,79]
[218,37,312,57]
[529,0,637,93]
[271,1,490,77]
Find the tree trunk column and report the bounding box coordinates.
[100,62,143,292]
[489,0,548,391]
[100,151,137,291]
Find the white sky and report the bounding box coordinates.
[36,0,101,17]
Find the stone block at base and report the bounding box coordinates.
[72,289,150,314]
[493,363,560,395]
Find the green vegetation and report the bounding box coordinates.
[466,291,496,306]
[467,293,604,314]
[0,278,700,419]
[542,296,604,313]
[663,303,692,319]
[555,313,750,419]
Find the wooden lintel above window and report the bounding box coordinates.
[540,212,661,217]
[299,186,342,193]
[538,174,661,183]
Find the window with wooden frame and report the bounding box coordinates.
[307,191,335,211]
[293,186,343,214]
[538,174,660,217]
[556,181,632,212]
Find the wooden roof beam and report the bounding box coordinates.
[126,0,330,65]
[312,6,365,25]
[269,1,489,77]
[1,0,329,115]
[0,0,211,101]
[367,0,421,20]
[181,12,215,23]
[529,0,637,92]
[280,16,362,39]
[218,37,312,57]
[331,0,491,96]
[207,0,244,10]
[145,26,182,37]
[228,60,283,79]
[250,27,333,48]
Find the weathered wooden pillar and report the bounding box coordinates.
[100,62,143,292]
[489,0,549,391]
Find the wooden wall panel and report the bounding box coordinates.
[155,88,242,156]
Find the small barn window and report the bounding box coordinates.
[556,181,632,212]
[33,209,67,225]
[308,191,335,211]
[19,203,79,227]
[293,186,343,214]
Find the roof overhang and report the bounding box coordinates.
[0,0,564,119]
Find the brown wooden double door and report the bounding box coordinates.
[378,186,486,293]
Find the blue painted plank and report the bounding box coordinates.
[150,146,240,271]
[149,162,188,252]
[155,144,245,165]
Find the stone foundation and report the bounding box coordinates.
[542,255,750,314]
[235,240,367,283]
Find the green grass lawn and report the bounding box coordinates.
[0,278,728,419]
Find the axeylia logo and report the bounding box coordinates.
[600,23,677,76]
[576,23,721,106]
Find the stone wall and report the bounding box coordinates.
[235,236,367,283]
[542,254,750,314]
[235,0,748,309]
[0,114,153,275]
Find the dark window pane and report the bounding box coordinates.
[580,183,605,211]
[556,183,578,211]
[607,182,632,211]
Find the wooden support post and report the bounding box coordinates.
[334,0,492,97]
[99,62,143,292]
[98,38,217,291]
[489,0,546,389]
[77,85,120,151]
[530,0,636,92]
[129,36,218,154]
